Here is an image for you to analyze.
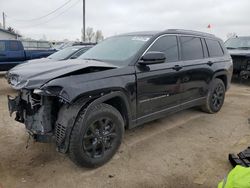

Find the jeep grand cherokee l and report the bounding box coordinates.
[7,29,233,168]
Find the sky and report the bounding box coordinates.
[0,0,250,41]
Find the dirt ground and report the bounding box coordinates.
[0,73,250,188]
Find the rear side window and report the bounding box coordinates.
[206,39,224,57]
[0,41,5,51]
[148,35,178,62]
[9,41,19,51]
[180,36,203,60]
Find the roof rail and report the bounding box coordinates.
[165,29,215,37]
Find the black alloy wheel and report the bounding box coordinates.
[211,83,225,111]
[83,117,117,159]
[201,78,226,114]
[69,103,124,168]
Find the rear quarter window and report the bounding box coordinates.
[180,36,204,60]
[0,41,5,51]
[206,39,224,57]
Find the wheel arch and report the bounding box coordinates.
[85,91,132,129]
[56,91,132,153]
[212,71,229,90]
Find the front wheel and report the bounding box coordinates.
[69,103,124,168]
[201,78,226,114]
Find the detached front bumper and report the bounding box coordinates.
[8,95,24,123]
[7,91,55,143]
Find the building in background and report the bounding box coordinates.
[0,28,22,40]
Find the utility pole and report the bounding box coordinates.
[82,0,86,42]
[2,12,6,29]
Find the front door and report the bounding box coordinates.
[136,35,183,118]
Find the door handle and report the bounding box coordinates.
[207,61,214,66]
[172,65,183,71]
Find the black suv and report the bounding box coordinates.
[7,29,233,168]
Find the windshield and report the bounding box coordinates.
[79,35,152,65]
[48,46,81,60]
[225,37,250,49]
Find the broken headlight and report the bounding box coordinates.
[34,86,63,96]
[33,86,69,102]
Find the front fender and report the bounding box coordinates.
[56,91,132,153]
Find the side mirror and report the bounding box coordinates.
[139,51,166,65]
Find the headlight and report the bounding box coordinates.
[33,89,46,95]
[10,79,29,90]
[9,74,20,86]
[33,86,62,96]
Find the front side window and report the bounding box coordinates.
[206,39,224,57]
[79,35,152,65]
[180,36,203,61]
[148,35,178,62]
[0,41,5,51]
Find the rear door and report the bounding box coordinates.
[136,35,183,118]
[179,36,213,106]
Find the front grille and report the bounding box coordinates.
[231,55,248,72]
[55,123,66,145]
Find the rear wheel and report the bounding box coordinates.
[201,78,225,114]
[69,103,124,168]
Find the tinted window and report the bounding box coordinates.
[9,41,19,51]
[206,39,224,57]
[148,35,178,62]
[180,36,203,60]
[0,41,5,51]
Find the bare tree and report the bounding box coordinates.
[40,34,47,41]
[7,26,15,33]
[86,27,95,42]
[227,32,237,39]
[95,30,104,43]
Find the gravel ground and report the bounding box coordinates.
[0,72,250,188]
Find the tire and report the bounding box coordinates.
[201,78,226,114]
[69,103,124,168]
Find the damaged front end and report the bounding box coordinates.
[8,89,61,143]
[231,55,250,79]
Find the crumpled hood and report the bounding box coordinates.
[7,59,117,89]
[228,49,250,56]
